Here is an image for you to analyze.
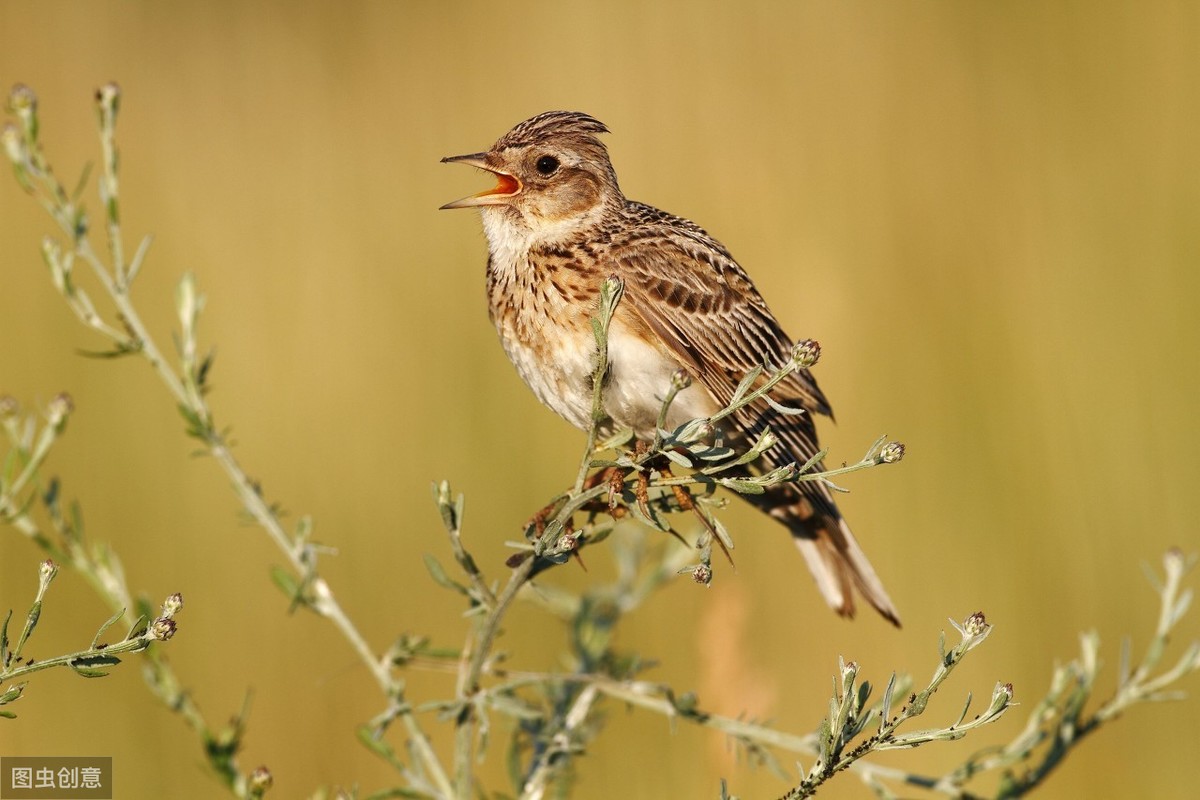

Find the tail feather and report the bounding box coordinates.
[791,516,901,627]
[750,486,901,626]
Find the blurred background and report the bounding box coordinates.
[1,1,1197,797]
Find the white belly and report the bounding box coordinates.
[497,314,719,438]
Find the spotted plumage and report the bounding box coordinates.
[442,111,900,625]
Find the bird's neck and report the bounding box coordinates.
[480,203,612,277]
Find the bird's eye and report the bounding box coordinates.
[535,155,560,176]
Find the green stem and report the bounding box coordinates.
[454,555,536,797]
[1,633,153,684]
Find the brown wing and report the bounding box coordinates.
[611,203,833,486]
[610,203,902,625]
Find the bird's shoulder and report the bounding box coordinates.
[601,200,766,312]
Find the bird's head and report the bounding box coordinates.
[441,111,622,242]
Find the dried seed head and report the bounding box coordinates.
[791,339,821,368]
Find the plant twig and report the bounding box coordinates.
[4,84,453,799]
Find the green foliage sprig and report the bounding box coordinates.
[0,555,182,717]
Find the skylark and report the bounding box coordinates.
[441,111,899,625]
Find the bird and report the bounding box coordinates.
[440,111,900,626]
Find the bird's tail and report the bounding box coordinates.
[792,514,901,626]
[749,488,901,626]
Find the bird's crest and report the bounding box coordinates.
[494,111,610,151]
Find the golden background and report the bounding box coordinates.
[1,2,1197,797]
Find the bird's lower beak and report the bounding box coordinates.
[439,152,522,209]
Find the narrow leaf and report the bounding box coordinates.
[729,365,764,405]
[879,672,896,734]
[663,449,693,468]
[91,608,126,649]
[763,394,807,416]
[422,554,468,595]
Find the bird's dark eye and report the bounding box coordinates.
[535,155,560,176]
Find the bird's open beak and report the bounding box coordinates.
[439,152,522,209]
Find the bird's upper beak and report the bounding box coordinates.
[439,152,522,209]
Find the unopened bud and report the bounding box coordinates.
[160,592,184,619]
[8,84,37,124]
[691,564,712,586]
[2,123,24,164]
[40,235,61,263]
[877,441,905,464]
[963,611,987,636]
[47,392,73,429]
[989,681,1014,714]
[39,559,58,587]
[150,617,177,641]
[670,369,692,392]
[791,339,821,368]
[0,395,17,419]
[95,82,121,127]
[248,765,273,794]
[1164,547,1188,582]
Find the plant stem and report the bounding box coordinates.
[454,555,536,797]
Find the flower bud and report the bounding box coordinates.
[47,392,74,429]
[877,441,905,464]
[791,339,821,369]
[150,617,177,641]
[160,592,184,619]
[1164,547,1187,582]
[6,85,37,139]
[248,766,273,794]
[670,369,692,392]
[1,123,24,165]
[963,611,987,636]
[8,84,36,127]
[95,82,120,127]
[988,681,1014,714]
[0,395,17,419]
[38,559,58,589]
[691,564,712,586]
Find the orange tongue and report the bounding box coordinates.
[482,173,519,196]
